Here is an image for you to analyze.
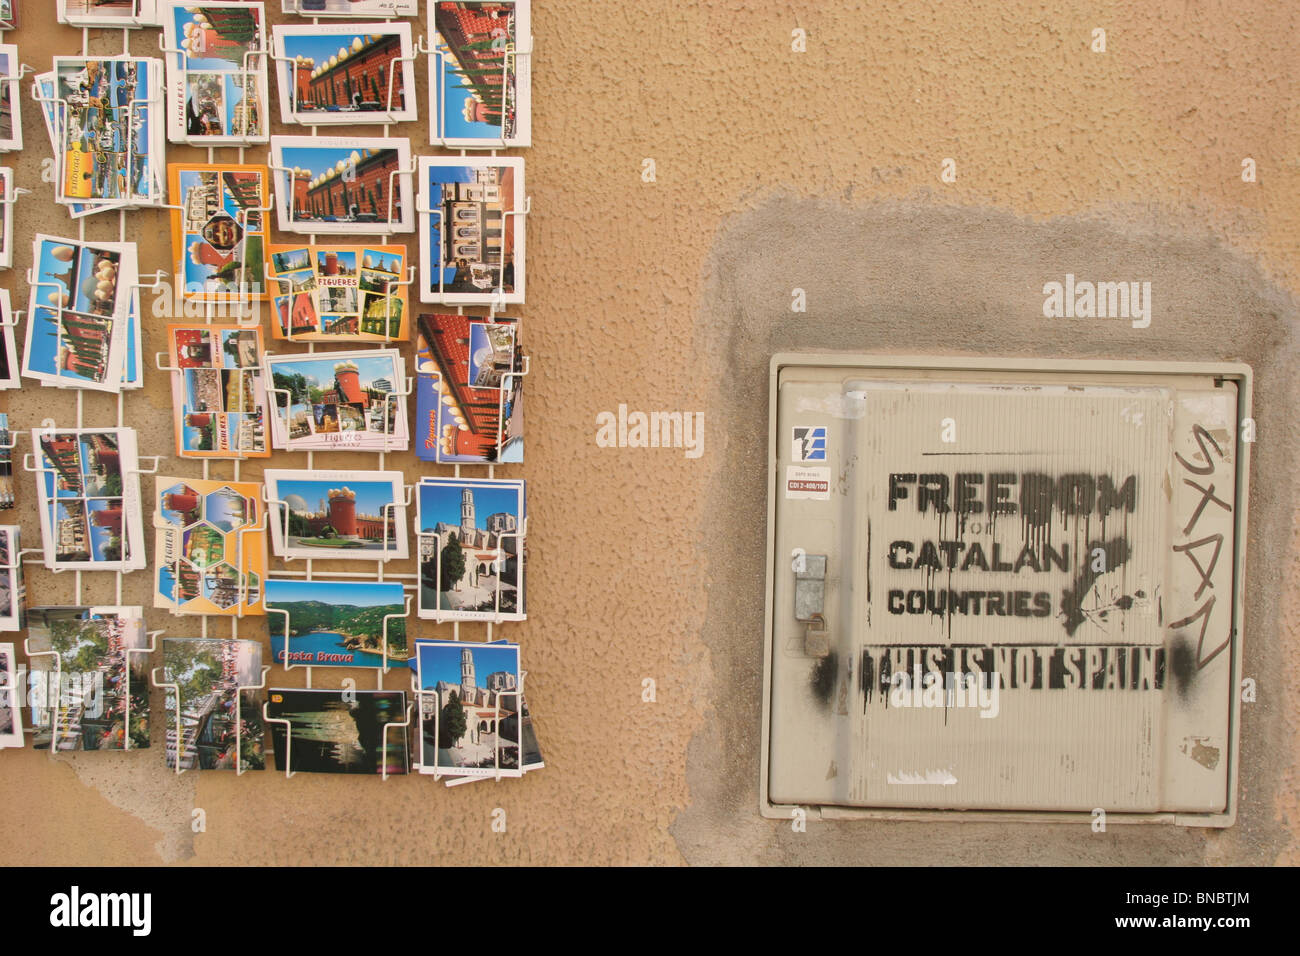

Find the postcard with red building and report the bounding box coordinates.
[271,136,414,235]
[154,475,266,617]
[163,3,268,144]
[268,243,408,342]
[168,163,269,302]
[165,323,271,459]
[22,236,135,393]
[0,46,20,152]
[31,426,146,572]
[264,469,409,562]
[430,1,531,148]
[273,21,416,126]
[414,312,523,464]
[264,349,409,452]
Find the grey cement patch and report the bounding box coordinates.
[674,195,1297,864]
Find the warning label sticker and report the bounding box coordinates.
[786,465,831,500]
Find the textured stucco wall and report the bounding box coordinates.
[0,1,1296,866]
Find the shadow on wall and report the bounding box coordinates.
[675,194,1298,865]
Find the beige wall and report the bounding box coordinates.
[1,1,1296,865]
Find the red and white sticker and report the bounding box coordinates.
[786,465,831,500]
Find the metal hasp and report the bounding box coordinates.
[794,553,829,658]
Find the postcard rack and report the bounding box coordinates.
[151,663,269,775]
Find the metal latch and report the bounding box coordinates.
[793,551,829,658]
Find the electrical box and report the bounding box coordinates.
[761,355,1251,826]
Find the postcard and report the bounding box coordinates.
[409,637,543,773]
[281,0,417,14]
[418,156,524,304]
[416,640,521,777]
[166,323,270,458]
[265,469,408,561]
[168,163,269,302]
[0,526,23,631]
[416,477,525,621]
[154,476,266,617]
[0,1,17,31]
[27,606,150,751]
[0,44,19,152]
[271,136,413,235]
[120,288,144,390]
[430,1,530,148]
[0,291,18,388]
[52,57,164,212]
[265,349,409,452]
[0,414,13,510]
[268,243,408,342]
[58,0,158,26]
[267,578,407,669]
[267,688,407,775]
[22,237,135,393]
[415,312,522,463]
[162,637,265,771]
[0,168,11,267]
[31,426,147,572]
[273,22,416,126]
[164,3,269,144]
[0,641,22,748]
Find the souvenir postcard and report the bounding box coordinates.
[264,469,408,561]
[0,414,14,510]
[168,163,269,301]
[58,0,158,26]
[273,22,416,126]
[0,291,18,388]
[34,71,102,219]
[120,287,144,390]
[409,637,543,773]
[51,57,165,213]
[0,44,20,152]
[267,688,408,775]
[430,1,531,149]
[418,156,524,304]
[415,312,522,464]
[154,476,266,617]
[416,477,525,621]
[27,606,150,751]
[31,426,147,572]
[22,236,135,393]
[267,243,408,341]
[265,349,409,452]
[0,526,23,631]
[416,639,521,777]
[162,637,265,771]
[165,323,270,458]
[0,642,20,748]
[0,168,11,267]
[271,136,413,235]
[163,3,268,145]
[267,578,407,669]
[0,2,16,31]
[282,0,418,14]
